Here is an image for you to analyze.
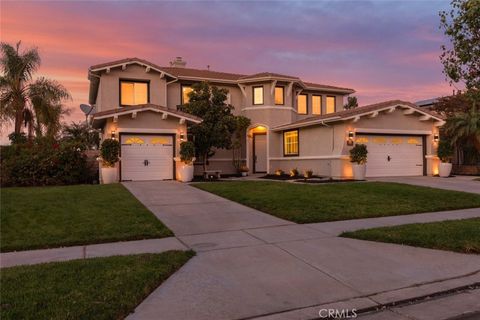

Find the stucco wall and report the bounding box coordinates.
[96,65,167,112]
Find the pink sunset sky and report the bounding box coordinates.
[1,0,454,141]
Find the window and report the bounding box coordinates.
[297,94,307,114]
[181,85,193,104]
[312,95,322,115]
[274,86,284,105]
[120,81,148,106]
[283,130,299,156]
[326,96,336,114]
[253,86,264,105]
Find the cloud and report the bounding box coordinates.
[0,0,454,139]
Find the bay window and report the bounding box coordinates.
[312,95,322,115]
[253,86,264,105]
[326,96,336,114]
[297,94,307,114]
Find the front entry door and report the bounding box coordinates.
[253,133,267,173]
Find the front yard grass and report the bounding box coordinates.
[1,184,172,252]
[193,181,480,223]
[1,251,194,320]
[341,218,480,254]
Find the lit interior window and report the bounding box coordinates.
[326,96,336,114]
[312,95,321,115]
[120,81,148,106]
[297,94,307,114]
[284,130,299,156]
[274,87,284,105]
[182,86,193,104]
[253,86,264,105]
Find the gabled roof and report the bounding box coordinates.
[91,104,202,125]
[239,72,300,81]
[272,100,445,131]
[88,57,354,96]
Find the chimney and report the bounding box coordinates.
[169,56,186,68]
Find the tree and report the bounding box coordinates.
[444,105,480,152]
[344,96,358,110]
[62,122,100,150]
[232,115,251,171]
[439,0,480,91]
[0,41,70,139]
[180,82,247,172]
[437,1,480,157]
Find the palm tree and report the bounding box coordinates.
[0,41,70,139]
[444,106,480,152]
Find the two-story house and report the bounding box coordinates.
[88,57,444,182]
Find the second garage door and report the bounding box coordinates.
[121,134,174,181]
[355,134,424,177]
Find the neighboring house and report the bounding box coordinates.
[88,57,444,182]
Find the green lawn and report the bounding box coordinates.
[341,218,480,254]
[1,184,172,252]
[1,251,194,320]
[193,181,480,223]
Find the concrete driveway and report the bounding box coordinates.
[123,181,480,320]
[371,175,480,194]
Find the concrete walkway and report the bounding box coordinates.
[371,175,480,194]
[0,237,186,268]
[122,181,480,320]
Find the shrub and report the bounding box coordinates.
[304,169,313,179]
[100,139,120,167]
[350,144,368,164]
[8,132,27,145]
[0,139,94,187]
[179,141,195,165]
[290,168,299,177]
[437,140,454,163]
[275,169,284,176]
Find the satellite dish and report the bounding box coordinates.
[80,104,95,115]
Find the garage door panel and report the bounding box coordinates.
[356,134,423,177]
[120,135,174,181]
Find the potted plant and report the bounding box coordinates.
[437,140,454,177]
[175,141,196,182]
[349,144,368,180]
[239,164,249,177]
[99,138,120,184]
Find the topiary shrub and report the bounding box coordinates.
[350,144,368,164]
[437,140,454,163]
[100,139,120,167]
[179,141,195,165]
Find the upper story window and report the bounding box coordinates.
[297,94,307,114]
[274,86,284,105]
[312,95,321,115]
[182,85,194,104]
[253,86,264,105]
[120,80,149,106]
[326,96,336,114]
[283,130,299,156]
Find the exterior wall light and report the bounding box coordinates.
[180,131,185,141]
[111,130,116,139]
[433,133,439,142]
[347,131,355,146]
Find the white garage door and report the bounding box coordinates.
[356,134,424,177]
[121,134,174,181]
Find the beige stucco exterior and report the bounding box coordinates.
[89,58,442,181]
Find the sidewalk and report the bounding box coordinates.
[0,237,186,268]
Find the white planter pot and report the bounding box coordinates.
[101,167,118,184]
[241,172,247,177]
[439,162,452,178]
[177,163,194,182]
[352,164,366,180]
